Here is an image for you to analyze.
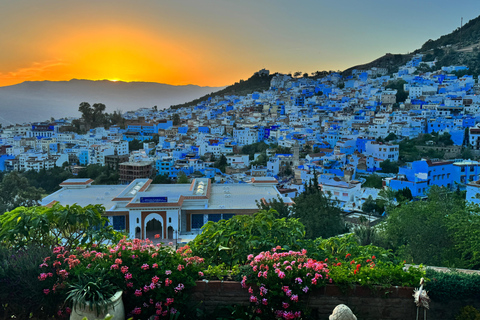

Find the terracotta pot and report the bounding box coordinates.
[69,290,125,320]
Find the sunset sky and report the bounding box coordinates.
[1,0,480,87]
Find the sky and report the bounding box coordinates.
[1,0,480,87]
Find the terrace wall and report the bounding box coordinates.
[190,281,480,320]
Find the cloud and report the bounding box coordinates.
[0,60,68,85]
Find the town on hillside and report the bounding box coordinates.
[2,56,480,239]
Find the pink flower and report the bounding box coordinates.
[154,234,160,239]
[247,254,254,260]
[43,289,50,295]
[38,273,48,281]
[143,285,150,292]
[290,294,298,302]
[302,286,309,293]
[198,271,204,277]
[152,263,158,268]
[127,282,133,288]
[165,270,172,275]
[166,298,174,306]
[115,258,122,264]
[134,289,142,297]
[110,264,119,270]
[248,286,254,294]
[141,264,150,270]
[165,278,172,286]
[250,295,258,303]
[177,264,184,271]
[125,273,132,280]
[152,276,160,284]
[278,271,286,279]
[132,307,141,315]
[121,266,129,274]
[295,277,302,284]
[262,298,268,305]
[282,302,290,309]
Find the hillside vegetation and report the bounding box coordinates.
[170,72,273,109]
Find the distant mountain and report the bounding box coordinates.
[0,79,224,126]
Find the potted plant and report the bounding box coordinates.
[66,271,124,320]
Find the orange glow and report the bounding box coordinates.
[0,24,240,87]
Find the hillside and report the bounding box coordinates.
[170,72,274,109]
[341,53,413,76]
[419,15,480,52]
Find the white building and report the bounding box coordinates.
[364,141,399,162]
[41,177,282,241]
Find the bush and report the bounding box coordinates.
[241,247,331,319]
[0,245,55,319]
[0,204,123,251]
[426,269,480,302]
[190,209,305,267]
[37,238,204,319]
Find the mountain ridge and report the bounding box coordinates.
[0,79,224,126]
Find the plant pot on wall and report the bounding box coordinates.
[70,290,125,320]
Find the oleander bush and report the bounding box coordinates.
[37,238,204,319]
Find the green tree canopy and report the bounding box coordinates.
[0,204,122,251]
[0,172,44,214]
[384,186,472,267]
[190,209,305,267]
[292,173,345,239]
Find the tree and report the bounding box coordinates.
[384,186,460,266]
[380,160,399,174]
[386,80,408,103]
[176,172,190,184]
[256,195,290,219]
[79,102,93,124]
[292,174,345,239]
[362,195,377,214]
[0,172,44,214]
[214,154,228,173]
[293,71,302,78]
[152,174,171,184]
[384,132,398,142]
[361,174,383,189]
[395,187,413,202]
[172,113,180,126]
[128,139,143,151]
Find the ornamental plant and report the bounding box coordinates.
[38,237,204,319]
[241,246,331,320]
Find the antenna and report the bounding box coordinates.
[461,17,463,43]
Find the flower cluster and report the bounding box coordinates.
[38,238,204,319]
[242,246,330,319]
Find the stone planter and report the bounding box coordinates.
[70,290,125,320]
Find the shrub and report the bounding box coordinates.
[241,247,330,319]
[0,245,56,319]
[190,209,305,267]
[426,269,480,302]
[0,204,123,251]
[37,238,204,319]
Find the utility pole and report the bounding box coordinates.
[461,17,463,43]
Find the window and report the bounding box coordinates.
[334,191,339,196]
[342,193,348,197]
[136,218,139,224]
[168,217,172,223]
[192,214,204,229]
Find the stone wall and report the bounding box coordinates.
[190,281,480,320]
